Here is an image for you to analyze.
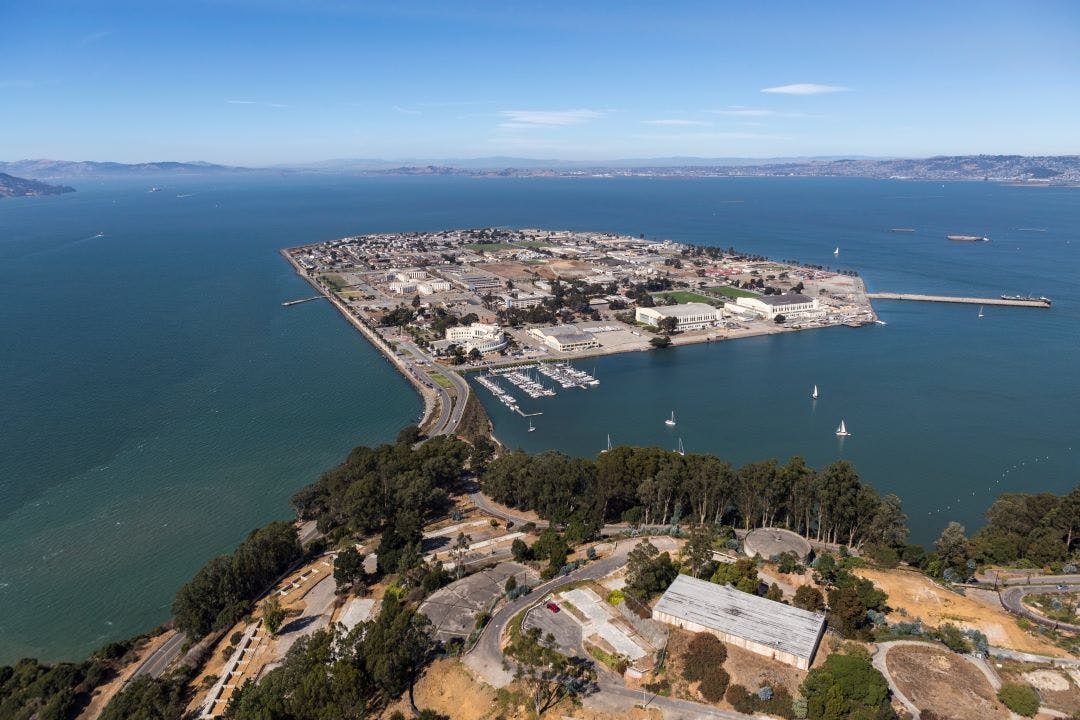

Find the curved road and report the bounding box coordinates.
[1000,584,1080,633]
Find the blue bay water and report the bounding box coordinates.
[1,175,1077,663]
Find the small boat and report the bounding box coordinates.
[665,411,677,427]
[148,187,162,193]
[675,438,685,457]
[946,234,989,242]
[836,419,851,437]
[527,419,535,433]
[601,434,612,454]
[890,228,916,233]
[811,384,819,400]
[833,247,840,256]
[978,306,984,318]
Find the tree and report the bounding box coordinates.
[657,316,679,334]
[449,533,472,578]
[936,522,970,575]
[711,558,759,594]
[334,546,366,593]
[793,585,825,612]
[263,596,286,635]
[800,653,895,720]
[649,335,671,349]
[868,494,908,549]
[467,347,481,361]
[774,313,787,324]
[507,627,597,716]
[766,583,784,601]
[625,540,678,600]
[681,633,728,682]
[101,675,189,720]
[511,538,531,562]
[683,524,718,578]
[827,585,873,639]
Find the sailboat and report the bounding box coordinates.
[811,384,819,400]
[836,419,851,437]
[978,306,984,318]
[665,411,677,427]
[833,247,840,256]
[601,434,612,453]
[527,419,535,433]
[675,438,685,457]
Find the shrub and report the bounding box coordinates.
[997,682,1040,717]
[606,589,625,605]
[726,684,757,714]
[681,633,727,682]
[698,667,730,702]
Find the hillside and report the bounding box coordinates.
[0,172,75,198]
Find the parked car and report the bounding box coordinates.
[545,601,560,613]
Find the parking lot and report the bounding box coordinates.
[420,562,538,642]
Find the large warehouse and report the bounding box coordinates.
[652,574,827,669]
[635,302,722,331]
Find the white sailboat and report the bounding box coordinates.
[978,306,984,318]
[833,247,840,256]
[676,438,685,457]
[836,419,851,437]
[665,410,677,427]
[601,434,612,453]
[527,419,535,433]
[811,384,819,400]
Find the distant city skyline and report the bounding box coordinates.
[2,1,1079,164]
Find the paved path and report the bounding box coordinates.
[999,584,1080,633]
[130,631,186,680]
[463,536,678,687]
[871,641,923,720]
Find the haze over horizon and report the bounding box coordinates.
[2,1,1079,165]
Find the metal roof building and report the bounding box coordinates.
[652,574,826,669]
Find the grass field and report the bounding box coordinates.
[653,291,724,307]
[430,373,453,389]
[465,240,551,253]
[704,285,758,299]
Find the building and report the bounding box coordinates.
[388,281,417,294]
[416,280,452,295]
[444,323,507,354]
[652,574,826,670]
[635,302,722,331]
[500,291,548,309]
[527,325,600,352]
[736,293,820,319]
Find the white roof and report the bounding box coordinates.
[643,302,719,318]
[654,574,825,660]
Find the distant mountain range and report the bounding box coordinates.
[3,154,1079,184]
[0,172,75,198]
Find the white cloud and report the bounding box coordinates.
[710,108,777,117]
[226,100,290,108]
[393,105,422,116]
[761,83,849,95]
[642,119,711,126]
[498,109,601,127]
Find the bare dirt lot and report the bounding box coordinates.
[885,644,1008,720]
[997,660,1080,715]
[855,568,1066,656]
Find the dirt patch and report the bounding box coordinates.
[385,658,496,720]
[885,644,1007,720]
[721,637,807,696]
[475,261,537,281]
[998,659,1080,714]
[856,568,1065,656]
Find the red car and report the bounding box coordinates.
[545,601,560,613]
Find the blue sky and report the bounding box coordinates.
[2,1,1078,164]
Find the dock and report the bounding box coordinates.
[868,293,1051,308]
[281,295,327,307]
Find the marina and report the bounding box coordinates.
[473,363,600,414]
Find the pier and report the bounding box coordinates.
[281,295,327,307]
[868,293,1051,308]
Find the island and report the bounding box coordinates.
[0,171,75,198]
[282,228,876,436]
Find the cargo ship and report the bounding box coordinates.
[1001,294,1052,305]
[946,234,990,242]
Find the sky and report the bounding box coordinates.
[2,0,1079,164]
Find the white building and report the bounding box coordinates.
[736,293,820,319]
[444,323,507,354]
[416,280,452,295]
[527,325,600,352]
[500,291,548,309]
[635,302,722,331]
[388,281,417,294]
[653,574,826,670]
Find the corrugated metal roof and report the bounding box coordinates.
[654,574,826,660]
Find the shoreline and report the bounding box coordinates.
[279,249,441,433]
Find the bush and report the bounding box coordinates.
[606,589,625,605]
[726,684,757,714]
[698,667,730,702]
[997,682,1040,717]
[682,633,728,681]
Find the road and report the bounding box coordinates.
[463,536,678,688]
[395,336,469,437]
[130,631,186,680]
[999,584,1080,633]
